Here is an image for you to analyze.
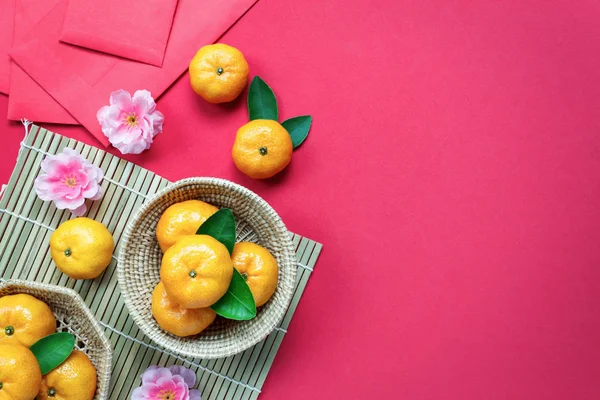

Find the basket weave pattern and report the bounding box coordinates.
[0,279,112,400]
[118,178,297,359]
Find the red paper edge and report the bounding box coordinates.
[9,39,110,147]
[0,72,9,94]
[59,29,165,67]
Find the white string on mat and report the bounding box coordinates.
[97,320,261,393]
[0,211,290,317]
[100,177,149,199]
[16,118,33,166]
[0,208,56,232]
[20,118,33,147]
[18,142,149,199]
[12,128,317,273]
[0,209,299,370]
[297,262,313,272]
[19,143,52,157]
[0,209,314,273]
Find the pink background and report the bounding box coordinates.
[2,0,600,398]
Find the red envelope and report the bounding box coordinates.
[0,0,15,94]
[9,0,258,144]
[60,0,178,66]
[8,0,79,124]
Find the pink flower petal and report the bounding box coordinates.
[115,134,152,155]
[174,382,189,400]
[168,365,197,388]
[64,185,82,200]
[107,124,134,145]
[109,89,133,110]
[172,375,186,385]
[141,367,172,384]
[83,162,104,182]
[189,389,202,400]
[72,169,91,188]
[88,184,103,201]
[98,105,122,129]
[121,127,143,145]
[61,148,80,157]
[71,203,87,217]
[146,384,163,397]
[97,105,110,123]
[131,387,145,400]
[34,175,61,201]
[35,174,74,200]
[57,157,84,176]
[146,109,164,136]
[53,194,85,210]
[40,157,66,177]
[52,150,79,168]
[140,382,160,396]
[81,180,99,199]
[136,118,152,138]
[132,89,156,117]
[156,377,177,390]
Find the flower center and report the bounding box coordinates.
[123,112,139,127]
[62,174,77,188]
[159,390,175,400]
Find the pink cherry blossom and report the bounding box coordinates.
[33,148,103,216]
[97,89,164,155]
[131,366,201,400]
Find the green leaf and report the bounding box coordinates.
[196,208,236,255]
[211,269,257,320]
[30,332,75,375]
[282,115,312,148]
[248,76,278,121]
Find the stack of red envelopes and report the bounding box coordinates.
[1,0,258,146]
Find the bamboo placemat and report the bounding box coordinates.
[0,124,322,399]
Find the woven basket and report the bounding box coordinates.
[0,279,112,399]
[118,177,297,359]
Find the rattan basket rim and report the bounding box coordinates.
[117,177,297,359]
